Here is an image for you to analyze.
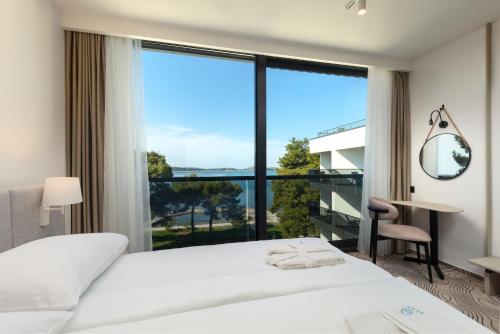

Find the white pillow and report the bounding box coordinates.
[0,311,73,334]
[0,233,128,312]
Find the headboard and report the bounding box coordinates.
[0,185,65,252]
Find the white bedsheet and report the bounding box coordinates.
[63,238,390,332]
[69,277,493,334]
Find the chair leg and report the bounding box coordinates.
[423,242,433,283]
[372,238,377,264]
[416,243,421,265]
[369,235,372,257]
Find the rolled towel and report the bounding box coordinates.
[266,242,344,269]
[266,242,334,256]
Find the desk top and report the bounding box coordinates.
[389,200,463,213]
[469,257,500,273]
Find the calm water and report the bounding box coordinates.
[173,169,276,177]
[167,169,276,227]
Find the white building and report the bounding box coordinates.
[309,121,365,242]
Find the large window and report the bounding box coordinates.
[143,45,255,250]
[143,43,367,250]
[266,63,367,249]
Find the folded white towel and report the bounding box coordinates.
[265,242,344,270]
[345,305,477,334]
[266,242,334,256]
[345,311,407,334]
[380,305,476,334]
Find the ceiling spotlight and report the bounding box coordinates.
[345,0,367,16]
[358,0,367,15]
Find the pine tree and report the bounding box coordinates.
[271,138,320,238]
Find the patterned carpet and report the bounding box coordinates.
[351,252,500,333]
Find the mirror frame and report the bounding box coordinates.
[419,132,472,181]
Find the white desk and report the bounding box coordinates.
[389,200,463,280]
[469,256,500,296]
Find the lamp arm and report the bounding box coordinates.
[43,205,65,212]
[39,205,66,227]
[429,109,440,125]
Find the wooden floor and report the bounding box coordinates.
[351,252,500,333]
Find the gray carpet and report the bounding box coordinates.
[351,252,500,333]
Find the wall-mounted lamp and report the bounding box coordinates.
[346,0,367,15]
[40,177,83,227]
[429,105,449,129]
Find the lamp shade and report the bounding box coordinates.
[42,177,83,207]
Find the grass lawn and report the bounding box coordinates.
[153,225,284,250]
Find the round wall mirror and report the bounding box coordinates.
[419,133,471,180]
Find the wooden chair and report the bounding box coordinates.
[368,197,433,283]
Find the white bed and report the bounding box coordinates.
[68,277,493,334]
[0,186,493,334]
[63,238,391,332]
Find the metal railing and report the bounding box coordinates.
[149,172,363,183]
[149,172,363,250]
[317,119,366,138]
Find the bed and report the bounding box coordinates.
[0,185,494,334]
[68,277,492,334]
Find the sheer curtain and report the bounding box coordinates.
[358,67,393,255]
[103,36,152,252]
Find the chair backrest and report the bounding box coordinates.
[368,197,399,221]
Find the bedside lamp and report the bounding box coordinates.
[40,177,83,227]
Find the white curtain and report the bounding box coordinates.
[358,67,393,255]
[103,36,152,252]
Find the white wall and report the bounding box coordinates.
[0,0,65,189]
[332,148,364,170]
[310,127,366,153]
[410,27,487,274]
[492,19,500,257]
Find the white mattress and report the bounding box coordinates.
[69,277,493,334]
[63,238,391,332]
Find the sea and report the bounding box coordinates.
[166,169,277,227]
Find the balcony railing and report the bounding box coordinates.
[317,119,366,138]
[149,171,363,250]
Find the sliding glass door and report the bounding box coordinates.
[142,43,367,250]
[142,45,256,250]
[266,61,367,249]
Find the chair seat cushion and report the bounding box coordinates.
[378,224,431,242]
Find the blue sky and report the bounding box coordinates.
[143,49,367,169]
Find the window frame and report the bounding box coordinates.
[142,41,368,251]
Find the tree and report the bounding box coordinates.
[452,136,470,173]
[145,151,246,243]
[277,138,319,174]
[201,181,244,242]
[147,151,176,225]
[271,138,320,238]
[147,151,173,178]
[172,175,204,240]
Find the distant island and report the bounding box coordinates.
[171,167,238,171]
[171,167,277,171]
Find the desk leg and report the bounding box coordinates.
[429,210,444,280]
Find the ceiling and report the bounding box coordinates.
[53,0,500,60]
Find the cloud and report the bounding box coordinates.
[267,140,287,168]
[147,125,287,169]
[147,124,251,169]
